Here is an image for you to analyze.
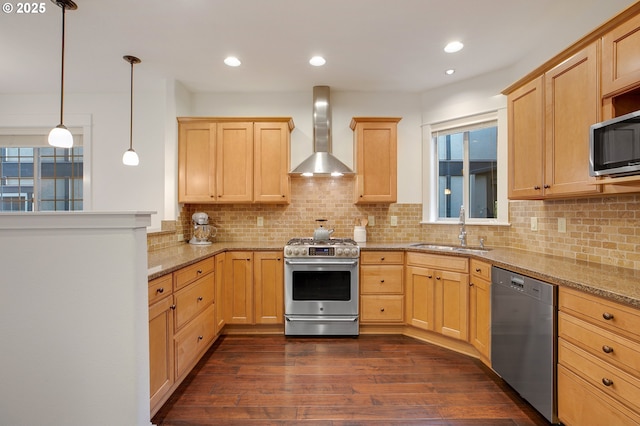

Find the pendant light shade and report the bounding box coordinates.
[122,55,141,166]
[49,0,77,148]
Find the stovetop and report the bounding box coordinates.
[284,237,360,258]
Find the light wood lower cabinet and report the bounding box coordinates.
[149,257,216,417]
[224,250,284,325]
[558,287,640,425]
[405,252,469,340]
[469,259,491,364]
[214,253,226,334]
[360,251,404,324]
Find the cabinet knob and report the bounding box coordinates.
[380,257,385,261]
[436,276,441,280]
[602,345,614,354]
[534,185,541,190]
[475,268,481,273]
[602,312,614,320]
[602,378,614,387]
[469,282,474,287]
[198,296,203,301]
[277,258,281,261]
[197,269,202,274]
[428,275,433,279]
[210,195,215,198]
[170,305,176,310]
[156,287,164,294]
[380,279,385,283]
[544,184,550,189]
[380,308,385,312]
[198,335,203,341]
[282,194,286,198]
[360,194,363,198]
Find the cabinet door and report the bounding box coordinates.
[224,251,253,324]
[469,275,491,361]
[149,296,174,412]
[216,122,253,203]
[508,76,545,199]
[178,121,216,203]
[253,251,284,324]
[214,253,226,334]
[544,42,600,197]
[352,118,400,204]
[602,13,640,97]
[405,265,435,331]
[434,270,469,341]
[254,122,290,203]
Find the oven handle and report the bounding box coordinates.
[285,259,358,266]
[285,316,358,322]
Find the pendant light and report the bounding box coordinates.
[122,55,141,166]
[48,0,77,149]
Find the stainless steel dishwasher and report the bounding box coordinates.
[491,266,558,424]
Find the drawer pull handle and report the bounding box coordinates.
[198,296,203,301]
[602,312,614,320]
[198,335,203,341]
[475,268,481,272]
[602,378,614,387]
[602,345,614,354]
[156,287,164,294]
[197,269,202,274]
[380,279,385,283]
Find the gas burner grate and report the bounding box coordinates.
[286,237,358,246]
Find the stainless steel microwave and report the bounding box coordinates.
[590,109,640,177]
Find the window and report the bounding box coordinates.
[424,111,506,224]
[0,134,83,211]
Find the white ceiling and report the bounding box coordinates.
[0,0,637,94]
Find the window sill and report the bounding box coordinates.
[420,220,511,227]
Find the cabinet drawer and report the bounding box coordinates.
[559,312,640,376]
[559,338,640,414]
[558,364,640,426]
[470,259,491,281]
[406,252,468,273]
[361,265,403,294]
[174,274,214,330]
[174,258,215,291]
[174,304,216,378]
[361,295,404,322]
[559,287,640,342]
[148,274,173,305]
[361,251,404,265]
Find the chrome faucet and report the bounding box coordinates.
[458,206,467,247]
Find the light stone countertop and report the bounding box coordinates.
[148,240,640,309]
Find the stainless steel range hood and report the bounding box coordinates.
[290,86,354,176]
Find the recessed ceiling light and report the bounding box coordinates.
[445,69,455,75]
[309,56,326,66]
[224,56,241,67]
[444,41,464,53]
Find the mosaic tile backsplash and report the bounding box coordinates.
[148,177,640,270]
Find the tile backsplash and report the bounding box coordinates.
[148,177,640,270]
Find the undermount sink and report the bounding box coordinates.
[409,243,490,254]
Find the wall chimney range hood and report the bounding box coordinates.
[290,86,354,177]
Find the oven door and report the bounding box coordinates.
[284,257,359,316]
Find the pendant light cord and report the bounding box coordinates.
[129,60,134,150]
[58,3,66,126]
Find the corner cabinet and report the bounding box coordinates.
[351,117,401,204]
[178,117,294,204]
[507,42,600,199]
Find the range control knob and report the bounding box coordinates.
[293,248,300,256]
[336,248,344,256]
[351,248,359,257]
[285,247,292,256]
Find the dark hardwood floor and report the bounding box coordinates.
[153,334,551,425]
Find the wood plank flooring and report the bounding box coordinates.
[153,334,551,425]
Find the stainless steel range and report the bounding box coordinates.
[284,237,360,336]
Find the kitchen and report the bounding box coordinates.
[2,1,640,425]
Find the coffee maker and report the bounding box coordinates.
[189,212,216,245]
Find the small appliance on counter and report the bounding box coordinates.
[189,212,216,245]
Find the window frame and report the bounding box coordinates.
[0,114,92,211]
[421,110,509,225]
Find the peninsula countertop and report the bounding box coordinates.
[148,241,640,309]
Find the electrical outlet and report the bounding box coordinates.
[368,215,375,227]
[558,217,566,233]
[530,217,538,231]
[177,234,184,242]
[257,216,264,227]
[390,216,398,227]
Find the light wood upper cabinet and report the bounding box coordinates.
[602,12,640,97]
[216,122,253,203]
[178,121,216,203]
[177,117,293,204]
[508,43,600,199]
[544,42,600,197]
[254,121,291,203]
[508,76,545,199]
[351,117,401,204]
